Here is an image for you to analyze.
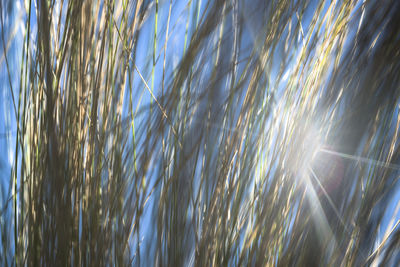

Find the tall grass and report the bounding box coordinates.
[0,0,399,265]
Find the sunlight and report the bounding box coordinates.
[319,148,400,171]
[294,123,324,177]
[303,170,337,250]
[308,166,347,229]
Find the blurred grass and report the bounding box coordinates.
[0,0,399,266]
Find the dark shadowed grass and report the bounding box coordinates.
[0,0,399,266]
